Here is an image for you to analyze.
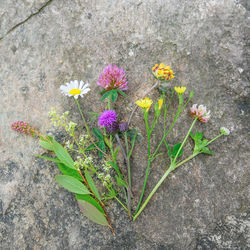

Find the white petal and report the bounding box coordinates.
[82,88,90,94]
[79,80,84,89]
[73,80,78,89]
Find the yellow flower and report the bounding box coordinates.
[158,98,163,110]
[136,97,153,112]
[174,86,186,94]
[152,63,175,81]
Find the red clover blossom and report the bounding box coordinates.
[97,65,128,91]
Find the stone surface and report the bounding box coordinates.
[0,0,249,249]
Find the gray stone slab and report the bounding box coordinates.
[0,0,249,249]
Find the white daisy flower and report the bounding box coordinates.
[60,80,90,99]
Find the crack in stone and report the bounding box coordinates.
[0,0,54,41]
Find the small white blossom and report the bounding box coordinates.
[220,127,230,135]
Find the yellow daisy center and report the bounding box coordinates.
[69,89,81,95]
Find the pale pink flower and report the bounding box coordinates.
[190,104,211,123]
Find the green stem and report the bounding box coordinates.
[151,98,182,161]
[75,99,91,137]
[124,132,131,190]
[206,133,223,146]
[134,151,199,221]
[108,95,111,110]
[172,117,198,164]
[134,110,151,214]
[133,164,173,221]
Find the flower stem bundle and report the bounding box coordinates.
[11,63,230,233]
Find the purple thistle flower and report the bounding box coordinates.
[98,110,117,127]
[119,122,128,132]
[97,64,128,91]
[106,122,119,134]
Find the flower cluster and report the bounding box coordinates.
[190,104,211,123]
[152,63,175,81]
[97,64,128,91]
[11,121,35,136]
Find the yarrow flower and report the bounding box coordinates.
[220,127,230,135]
[60,80,90,99]
[11,121,35,136]
[136,97,153,112]
[190,104,211,123]
[152,63,175,81]
[97,64,128,90]
[98,110,117,127]
[174,86,186,94]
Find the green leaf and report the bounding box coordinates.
[108,161,122,176]
[100,91,112,101]
[57,163,82,181]
[77,200,109,226]
[89,112,99,121]
[172,143,183,158]
[75,194,104,214]
[85,143,96,151]
[164,141,172,160]
[35,154,61,163]
[117,89,128,98]
[111,90,118,102]
[201,147,215,155]
[113,146,120,162]
[195,132,203,141]
[189,90,194,99]
[98,90,107,95]
[55,175,90,194]
[52,139,75,169]
[92,128,104,140]
[97,140,105,158]
[85,170,102,202]
[39,137,53,151]
[190,132,195,140]
[115,175,127,188]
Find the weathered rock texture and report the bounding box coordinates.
[0,0,249,249]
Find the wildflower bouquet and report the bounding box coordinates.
[11,63,230,233]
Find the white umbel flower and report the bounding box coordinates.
[60,80,90,99]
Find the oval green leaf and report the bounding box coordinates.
[55,175,90,194]
[52,139,75,169]
[77,200,109,226]
[85,170,102,202]
[75,194,104,214]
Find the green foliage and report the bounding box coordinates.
[77,200,109,226]
[92,128,104,140]
[55,175,90,194]
[40,137,53,151]
[166,142,183,162]
[35,154,61,163]
[75,194,104,214]
[57,163,83,181]
[52,139,75,169]
[85,170,102,202]
[190,132,215,155]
